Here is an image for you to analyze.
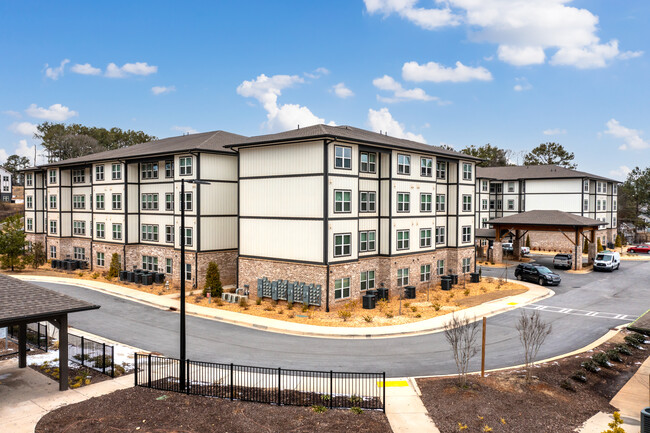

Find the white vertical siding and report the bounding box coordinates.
[240,141,323,177]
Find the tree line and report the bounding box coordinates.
[458,142,576,169]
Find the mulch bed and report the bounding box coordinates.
[30,363,110,388]
[35,387,392,433]
[417,332,648,433]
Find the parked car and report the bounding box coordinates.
[515,263,561,286]
[502,242,530,255]
[627,245,650,254]
[520,246,530,255]
[593,251,621,271]
[553,253,573,269]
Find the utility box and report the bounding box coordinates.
[641,407,650,433]
[404,286,416,299]
[470,272,480,283]
[441,276,452,291]
[362,294,376,310]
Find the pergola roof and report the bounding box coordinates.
[0,274,99,327]
[489,210,603,228]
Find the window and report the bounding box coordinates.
[181,192,193,211]
[462,226,471,243]
[360,152,376,173]
[435,227,446,244]
[96,222,105,238]
[96,193,105,210]
[26,218,33,231]
[596,200,601,211]
[507,199,515,211]
[462,257,471,273]
[179,156,192,176]
[482,218,488,228]
[359,230,376,252]
[334,233,351,257]
[334,190,351,213]
[165,160,174,178]
[436,194,446,212]
[49,195,57,209]
[436,161,446,180]
[583,199,589,212]
[165,225,174,243]
[613,184,618,194]
[49,220,57,234]
[26,196,33,208]
[72,169,85,183]
[141,224,159,241]
[437,259,445,275]
[184,228,193,247]
[26,174,33,186]
[481,199,488,211]
[141,163,158,179]
[583,180,589,192]
[73,247,85,260]
[462,195,472,212]
[496,199,502,210]
[142,255,158,272]
[185,263,192,281]
[489,200,495,210]
[420,264,431,282]
[462,163,472,181]
[49,169,57,184]
[73,221,86,235]
[613,216,617,227]
[334,277,350,299]
[481,180,488,192]
[112,163,122,180]
[613,199,617,211]
[420,193,432,212]
[507,182,515,192]
[359,191,376,212]
[97,252,105,267]
[112,223,122,240]
[602,200,606,211]
[334,146,351,169]
[397,268,409,286]
[397,192,410,212]
[397,230,410,250]
[165,193,174,211]
[597,182,602,193]
[112,193,122,210]
[95,166,104,181]
[420,228,432,248]
[50,246,56,259]
[397,154,410,175]
[73,194,85,209]
[166,258,173,274]
[141,193,159,210]
[421,157,432,177]
[360,271,375,291]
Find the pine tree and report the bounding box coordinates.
[107,253,121,278]
[615,233,623,248]
[27,242,46,269]
[0,215,26,271]
[597,238,604,252]
[203,262,223,298]
[526,234,531,248]
[583,238,589,254]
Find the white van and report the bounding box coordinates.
[593,251,621,272]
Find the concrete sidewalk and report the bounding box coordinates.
[384,378,439,433]
[13,274,552,339]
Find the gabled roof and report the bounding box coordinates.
[38,130,248,168]
[489,210,603,227]
[229,124,482,161]
[477,165,617,183]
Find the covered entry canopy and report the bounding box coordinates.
[488,210,604,270]
[0,274,99,390]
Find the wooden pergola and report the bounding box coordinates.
[0,274,99,391]
[488,210,604,270]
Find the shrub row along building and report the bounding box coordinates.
[23,125,618,309]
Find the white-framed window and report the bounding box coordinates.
[184,227,193,246]
[507,182,515,192]
[436,194,446,212]
[141,162,158,179]
[435,227,446,244]
[95,165,104,181]
[142,255,158,272]
[462,257,472,273]
[596,200,601,211]
[397,230,410,250]
[462,226,472,243]
[462,163,473,181]
[613,199,617,211]
[49,220,57,234]
[507,199,515,211]
[73,220,86,236]
[583,179,589,192]
[420,228,432,248]
[185,263,192,281]
[165,225,174,243]
[96,193,105,210]
[359,191,376,212]
[50,245,56,259]
[602,200,607,211]
[112,223,122,240]
[360,271,375,291]
[96,222,105,238]
[49,169,57,184]
[597,182,602,193]
[26,173,33,186]
[397,268,409,286]
[360,152,376,173]
[166,258,173,274]
[334,146,351,169]
[482,199,488,211]
[141,193,159,210]
[97,252,105,267]
[420,264,431,282]
[334,233,351,257]
[397,192,410,212]
[462,195,472,212]
[490,199,495,210]
[613,184,618,194]
[420,193,432,212]
[141,224,159,242]
[497,199,502,210]
[72,169,85,183]
[73,195,85,209]
[73,247,85,260]
[437,259,445,275]
[334,190,351,213]
[181,191,193,211]
[359,230,376,252]
[26,218,33,231]
[49,195,57,209]
[613,216,617,227]
[481,180,488,192]
[165,160,174,178]
[165,193,174,211]
[179,157,193,176]
[583,199,589,212]
[421,157,432,177]
[26,196,33,208]
[397,154,410,175]
[436,161,446,180]
[112,163,122,180]
[482,218,488,228]
[112,193,122,210]
[334,277,350,299]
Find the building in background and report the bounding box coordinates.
[0,167,12,202]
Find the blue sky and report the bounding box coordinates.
[1,0,648,179]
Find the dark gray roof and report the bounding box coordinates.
[229,124,482,161]
[0,274,99,326]
[477,165,617,183]
[38,130,248,168]
[475,228,496,238]
[489,210,603,227]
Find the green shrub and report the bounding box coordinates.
[338,309,352,322]
[592,352,610,367]
[91,272,100,279]
[625,335,642,348]
[560,379,575,392]
[363,314,373,323]
[615,344,633,356]
[287,302,293,310]
[302,304,309,313]
[107,253,121,279]
[581,360,599,373]
[202,262,223,298]
[606,349,622,363]
[350,395,363,406]
[350,406,363,414]
[255,298,262,305]
[570,371,587,383]
[432,303,441,311]
[312,405,327,413]
[239,297,249,310]
[628,333,646,344]
[615,234,623,248]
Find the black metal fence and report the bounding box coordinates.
[8,323,49,351]
[69,333,115,377]
[135,354,385,411]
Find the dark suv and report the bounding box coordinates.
[514,263,561,286]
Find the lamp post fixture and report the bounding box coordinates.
[179,178,210,391]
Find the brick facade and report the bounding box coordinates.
[526,228,616,253]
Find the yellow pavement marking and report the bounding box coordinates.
[507,302,518,305]
[378,380,409,388]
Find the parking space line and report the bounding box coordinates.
[523,304,637,321]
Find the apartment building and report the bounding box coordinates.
[0,167,12,202]
[231,125,479,310]
[23,131,244,287]
[475,165,619,250]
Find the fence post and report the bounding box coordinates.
[102,343,106,375]
[329,370,333,408]
[148,353,152,388]
[382,372,386,412]
[277,367,281,406]
[186,360,190,395]
[110,346,114,378]
[43,324,48,352]
[80,336,85,366]
[37,324,41,351]
[230,363,234,401]
[134,353,138,387]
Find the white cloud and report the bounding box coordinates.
[498,45,546,66]
[550,40,620,69]
[70,63,102,75]
[367,107,426,143]
[619,50,644,60]
[172,126,198,134]
[604,118,649,150]
[543,128,567,135]
[332,83,354,99]
[105,62,157,78]
[609,165,631,181]
[44,59,70,80]
[237,73,331,131]
[0,148,8,164]
[373,75,442,103]
[402,61,492,83]
[25,103,78,121]
[513,77,532,92]
[2,110,21,119]
[364,0,460,29]
[152,85,176,95]
[0,139,47,166]
[305,67,330,79]
[8,122,38,136]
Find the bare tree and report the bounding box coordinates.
[516,310,552,381]
[444,314,481,387]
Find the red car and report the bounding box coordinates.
[627,245,650,254]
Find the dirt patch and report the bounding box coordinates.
[417,332,648,433]
[35,387,392,433]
